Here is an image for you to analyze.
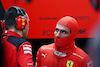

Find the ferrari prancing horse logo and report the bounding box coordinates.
[66,60,74,67]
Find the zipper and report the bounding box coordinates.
[53,55,60,67]
[57,58,60,67]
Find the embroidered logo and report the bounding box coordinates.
[54,49,67,57]
[66,60,74,67]
[87,60,94,67]
[42,53,47,58]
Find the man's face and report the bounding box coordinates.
[23,13,29,39]
[54,24,71,38]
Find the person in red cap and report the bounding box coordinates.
[1,6,34,67]
[35,16,94,67]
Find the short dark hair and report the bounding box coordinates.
[4,6,26,29]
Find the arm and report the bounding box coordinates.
[82,56,94,67]
[17,42,34,67]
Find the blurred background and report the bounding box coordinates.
[0,0,100,64]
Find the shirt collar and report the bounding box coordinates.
[54,49,67,57]
[2,30,22,38]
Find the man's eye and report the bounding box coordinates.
[61,30,67,34]
[55,28,59,32]
[62,31,66,34]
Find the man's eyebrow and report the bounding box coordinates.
[61,30,67,32]
[61,30,68,32]
[55,28,58,30]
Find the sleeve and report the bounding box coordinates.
[35,47,41,67]
[17,42,34,67]
[81,56,94,67]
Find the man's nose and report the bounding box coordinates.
[55,31,61,38]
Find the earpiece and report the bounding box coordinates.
[16,16,27,30]
[11,6,27,30]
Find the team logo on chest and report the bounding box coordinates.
[66,60,74,67]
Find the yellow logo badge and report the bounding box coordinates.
[22,19,25,25]
[66,60,74,67]
[56,52,59,54]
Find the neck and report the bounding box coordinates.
[9,28,23,37]
[54,41,75,54]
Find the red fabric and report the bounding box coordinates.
[35,43,94,67]
[0,20,6,32]
[2,30,21,38]
[2,30,34,67]
[17,42,34,67]
[57,16,78,35]
[54,39,75,53]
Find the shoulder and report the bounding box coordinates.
[73,47,89,60]
[73,47,94,66]
[8,36,31,51]
[39,43,54,49]
[19,39,32,50]
[41,43,54,49]
[18,40,32,55]
[38,43,54,52]
[7,36,27,45]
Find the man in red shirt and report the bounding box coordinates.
[2,6,34,67]
[35,16,94,67]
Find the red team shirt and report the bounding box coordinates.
[2,30,34,67]
[35,43,94,67]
